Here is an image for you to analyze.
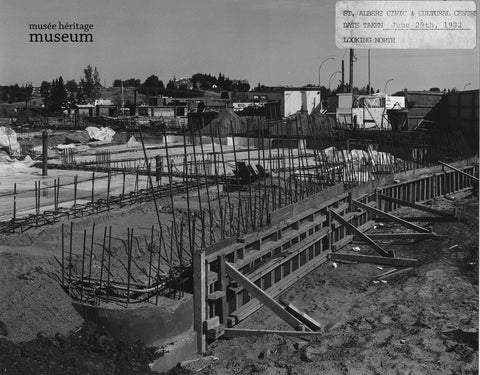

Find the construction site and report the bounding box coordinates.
[0,87,478,374]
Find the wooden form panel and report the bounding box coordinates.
[378,165,478,211]
[199,163,479,339]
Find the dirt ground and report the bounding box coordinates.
[0,188,478,374]
[201,191,479,375]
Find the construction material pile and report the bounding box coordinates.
[0,126,20,154]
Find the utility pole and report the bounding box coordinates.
[349,48,354,93]
[368,49,371,94]
[341,60,345,93]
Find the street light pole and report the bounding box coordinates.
[384,78,394,95]
[318,57,335,110]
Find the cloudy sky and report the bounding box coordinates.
[0,0,478,93]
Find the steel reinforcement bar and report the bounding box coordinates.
[0,180,206,234]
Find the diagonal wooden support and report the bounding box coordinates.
[375,216,459,223]
[225,262,307,331]
[439,161,479,182]
[330,210,394,257]
[330,253,418,267]
[367,233,445,240]
[223,328,323,338]
[377,194,455,217]
[352,200,430,233]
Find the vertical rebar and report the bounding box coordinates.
[106,171,111,208]
[73,176,77,207]
[88,222,96,282]
[80,229,87,302]
[12,183,16,229]
[61,223,65,286]
[107,226,112,301]
[122,170,126,196]
[148,225,154,289]
[69,221,73,280]
[99,226,107,298]
[91,172,95,204]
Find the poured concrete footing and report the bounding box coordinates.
[73,293,194,348]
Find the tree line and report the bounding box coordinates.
[113,72,251,93]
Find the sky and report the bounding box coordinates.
[0,0,478,94]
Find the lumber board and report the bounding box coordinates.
[352,199,430,233]
[375,216,459,223]
[439,161,479,182]
[192,250,206,354]
[231,251,329,323]
[330,210,392,257]
[283,303,322,331]
[222,328,324,338]
[225,262,306,330]
[235,220,328,270]
[239,226,330,279]
[375,267,414,280]
[330,253,418,267]
[377,194,454,217]
[366,233,444,240]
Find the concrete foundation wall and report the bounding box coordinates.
[73,294,194,347]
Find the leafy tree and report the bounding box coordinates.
[49,76,68,112]
[139,75,164,95]
[166,79,175,90]
[65,79,78,93]
[124,78,141,87]
[40,81,51,99]
[79,64,101,102]
[113,79,123,88]
[80,65,94,101]
[143,75,164,89]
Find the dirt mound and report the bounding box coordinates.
[0,323,163,374]
[202,109,244,136]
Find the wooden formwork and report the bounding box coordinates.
[193,161,478,352]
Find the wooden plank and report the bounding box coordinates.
[241,227,330,280]
[218,255,228,325]
[330,253,418,267]
[231,252,329,323]
[375,216,459,223]
[192,250,206,354]
[223,328,324,338]
[283,303,322,331]
[331,234,354,252]
[352,199,430,233]
[439,161,479,182]
[330,210,392,257]
[225,262,306,330]
[366,233,445,240]
[376,267,414,280]
[377,194,454,217]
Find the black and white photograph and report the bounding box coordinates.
[0,0,478,373]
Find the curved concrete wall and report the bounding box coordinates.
[73,294,193,347]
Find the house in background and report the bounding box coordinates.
[231,87,320,118]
